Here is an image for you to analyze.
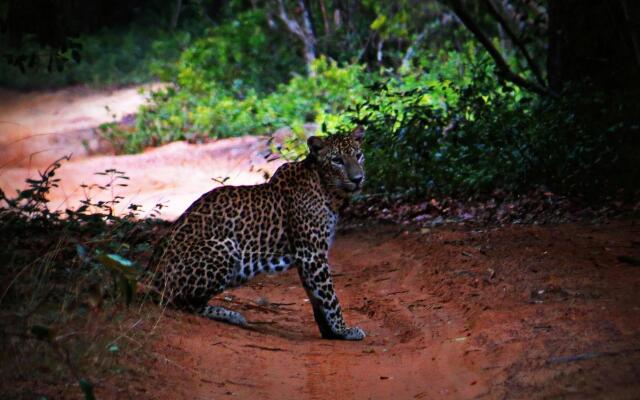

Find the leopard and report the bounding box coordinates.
[149,127,367,340]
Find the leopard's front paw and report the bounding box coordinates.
[343,326,366,341]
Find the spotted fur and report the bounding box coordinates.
[150,127,366,340]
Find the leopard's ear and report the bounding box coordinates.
[307,136,325,154]
[351,125,365,143]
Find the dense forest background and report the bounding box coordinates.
[2,0,639,199]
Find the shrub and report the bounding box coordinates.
[355,66,640,199]
[131,57,370,152]
[173,9,303,95]
[0,157,167,398]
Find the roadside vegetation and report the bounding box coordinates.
[89,2,637,201]
[0,159,168,398]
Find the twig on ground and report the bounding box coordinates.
[242,344,285,352]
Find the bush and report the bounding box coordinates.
[129,57,370,152]
[0,157,168,398]
[173,10,303,95]
[52,10,635,201]
[356,66,640,199]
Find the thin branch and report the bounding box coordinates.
[319,0,331,34]
[194,0,216,26]
[300,0,318,40]
[481,0,546,88]
[333,1,342,29]
[277,0,305,39]
[276,0,317,68]
[355,31,374,62]
[376,38,384,64]
[170,0,182,30]
[445,0,551,96]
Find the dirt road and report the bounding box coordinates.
[0,84,164,168]
[99,221,640,400]
[0,85,283,219]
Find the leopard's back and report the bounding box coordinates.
[150,163,313,305]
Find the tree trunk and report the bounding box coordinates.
[299,0,318,66]
[277,0,318,74]
[170,0,182,30]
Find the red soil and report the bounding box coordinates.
[0,84,163,168]
[0,136,284,220]
[99,221,640,400]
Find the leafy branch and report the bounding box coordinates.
[443,0,552,96]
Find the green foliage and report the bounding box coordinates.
[3,0,635,201]
[127,57,369,152]
[173,10,302,94]
[104,27,639,200]
[356,67,639,199]
[0,161,161,307]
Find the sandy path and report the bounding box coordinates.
[0,84,165,168]
[0,85,284,219]
[0,136,284,219]
[147,228,487,400]
[87,221,640,400]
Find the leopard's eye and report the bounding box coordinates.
[331,156,344,165]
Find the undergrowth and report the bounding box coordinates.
[353,72,640,200]
[0,156,169,399]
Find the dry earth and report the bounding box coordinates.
[101,221,640,400]
[0,84,165,168]
[0,84,283,219]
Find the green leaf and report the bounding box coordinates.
[95,252,137,279]
[370,15,387,31]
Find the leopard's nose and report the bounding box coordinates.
[351,176,363,185]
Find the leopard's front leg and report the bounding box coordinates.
[296,249,365,340]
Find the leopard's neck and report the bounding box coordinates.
[305,163,351,213]
[324,186,351,213]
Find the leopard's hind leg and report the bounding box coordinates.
[155,238,247,326]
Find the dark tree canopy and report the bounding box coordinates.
[548,0,640,94]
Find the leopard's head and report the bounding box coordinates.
[307,126,365,194]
